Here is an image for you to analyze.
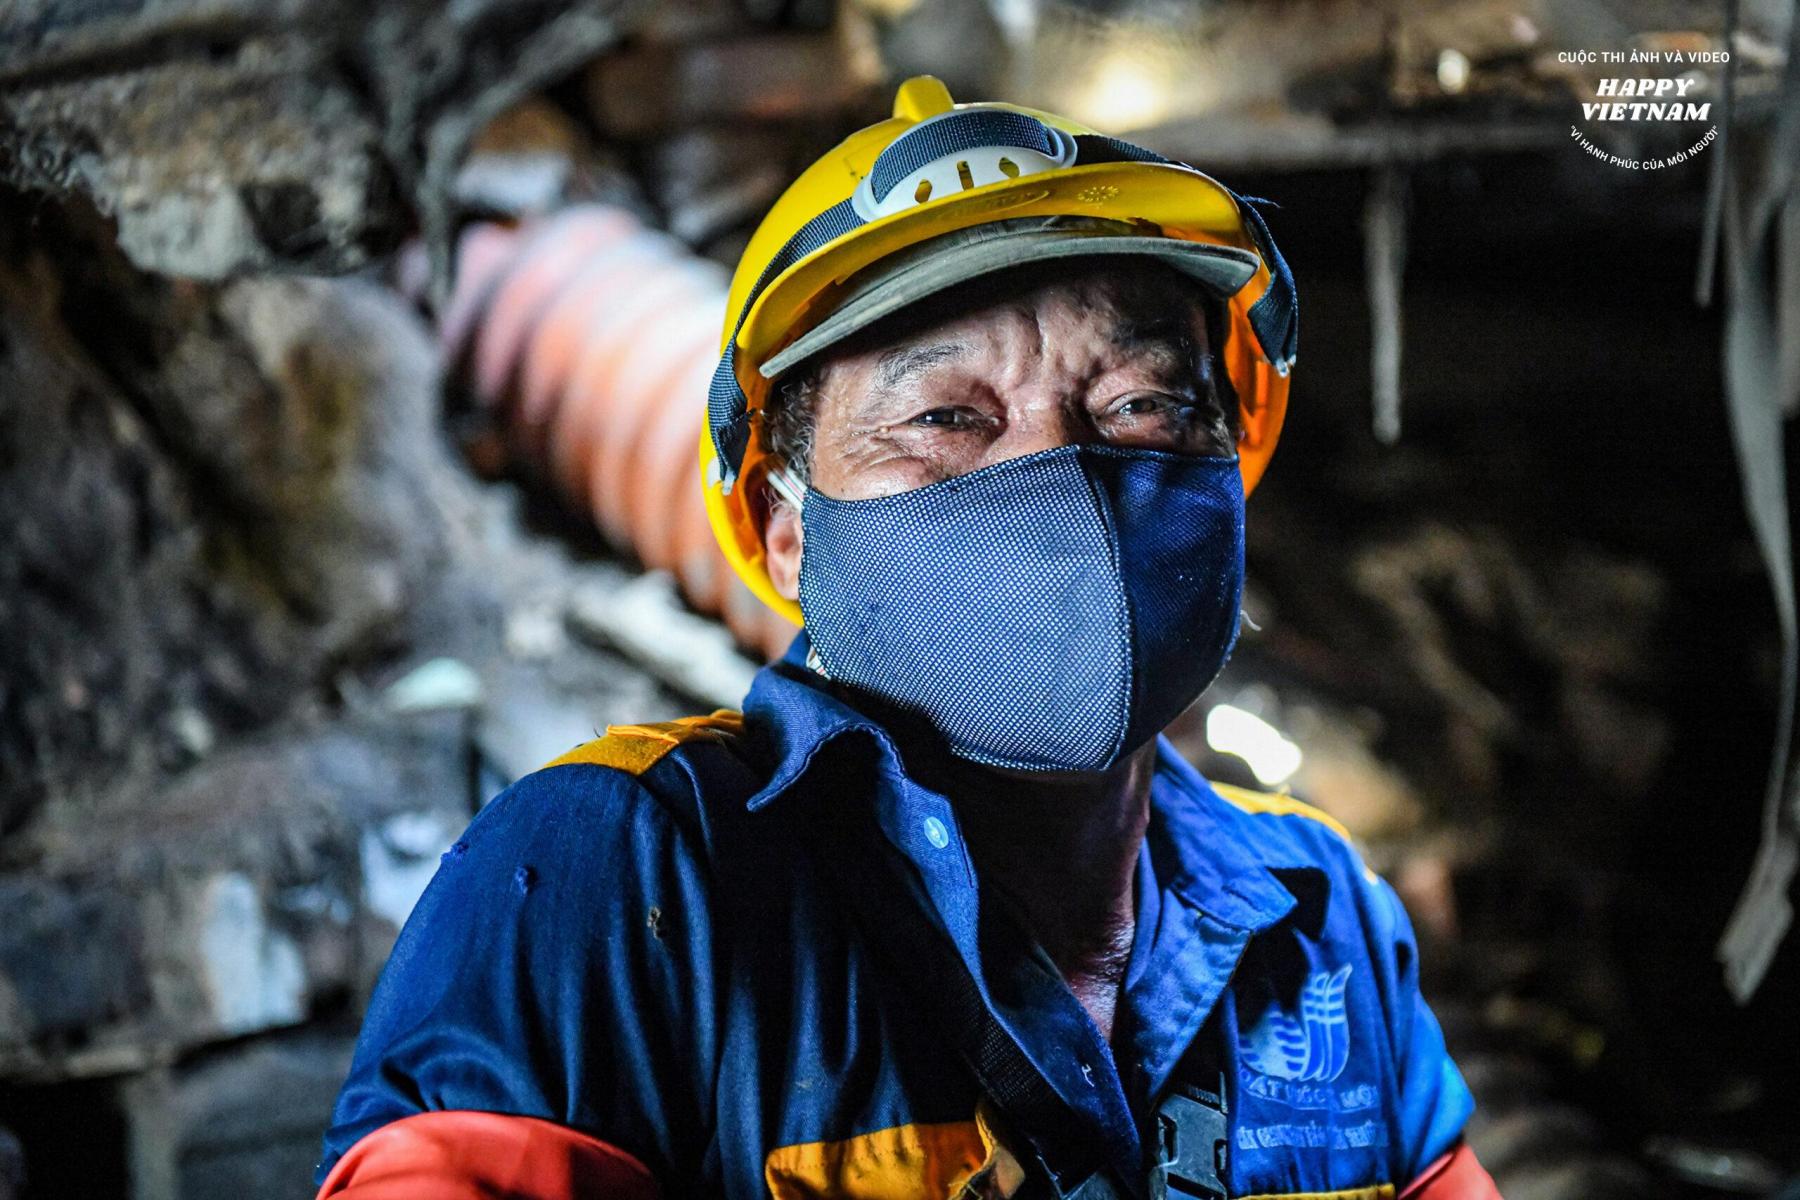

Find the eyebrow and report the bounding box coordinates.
[1107,310,1215,394]
[873,341,968,397]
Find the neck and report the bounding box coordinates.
[934,741,1159,1041]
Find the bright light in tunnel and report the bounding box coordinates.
[1206,703,1303,786]
[1072,50,1173,131]
[1436,48,1471,95]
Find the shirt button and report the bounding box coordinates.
[923,816,950,849]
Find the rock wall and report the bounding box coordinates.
[0,0,638,280]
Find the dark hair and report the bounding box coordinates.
[757,257,1238,486]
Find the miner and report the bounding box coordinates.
[315,76,1501,1199]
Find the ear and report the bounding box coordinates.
[764,494,804,603]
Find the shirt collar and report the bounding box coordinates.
[1144,739,1318,932]
[740,630,898,811]
[740,634,1318,931]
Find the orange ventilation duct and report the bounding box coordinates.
[441,204,799,661]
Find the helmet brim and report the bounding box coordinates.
[758,217,1259,380]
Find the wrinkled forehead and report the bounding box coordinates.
[806,257,1218,385]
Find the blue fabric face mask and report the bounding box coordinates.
[797,443,1246,773]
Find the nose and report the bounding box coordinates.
[982,395,1089,466]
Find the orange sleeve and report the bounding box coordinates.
[315,1111,660,1200]
[1399,1141,1502,1200]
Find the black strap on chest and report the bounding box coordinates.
[1149,1077,1229,1200]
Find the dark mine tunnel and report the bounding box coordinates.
[2,1,1798,1198]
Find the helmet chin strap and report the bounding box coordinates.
[765,460,828,675]
[763,463,808,513]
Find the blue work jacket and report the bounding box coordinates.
[319,633,1474,1199]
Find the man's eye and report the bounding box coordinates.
[1115,393,1192,419]
[910,406,978,428]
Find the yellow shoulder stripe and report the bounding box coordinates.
[1211,782,1354,844]
[541,709,745,776]
[1212,782,1380,884]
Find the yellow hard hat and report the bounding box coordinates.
[701,74,1298,627]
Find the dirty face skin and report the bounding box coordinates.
[763,264,1234,600]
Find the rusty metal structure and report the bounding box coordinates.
[442,205,798,659]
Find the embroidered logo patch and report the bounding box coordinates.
[1239,965,1353,1084]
